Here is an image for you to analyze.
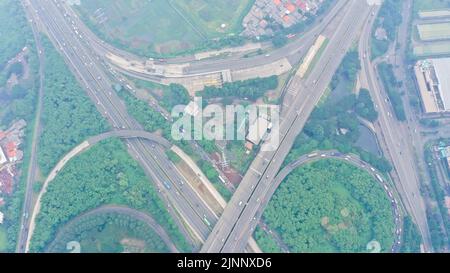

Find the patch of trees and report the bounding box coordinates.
[427,208,448,251]
[371,0,403,58]
[162,84,190,110]
[31,138,189,252]
[0,0,32,69]
[254,227,282,253]
[377,0,403,41]
[200,76,278,101]
[378,62,406,121]
[197,160,231,201]
[400,216,422,253]
[0,0,41,252]
[424,148,450,251]
[286,49,391,173]
[47,212,169,253]
[38,38,109,176]
[116,85,170,135]
[259,159,395,252]
[331,50,361,91]
[355,89,379,122]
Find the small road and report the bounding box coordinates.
[16,0,46,253]
[46,205,179,253]
[202,0,374,253]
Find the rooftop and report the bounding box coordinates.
[431,58,450,110]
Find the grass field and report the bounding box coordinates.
[418,23,450,41]
[76,0,253,55]
[414,41,450,56]
[172,0,254,36]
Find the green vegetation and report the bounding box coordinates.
[372,0,403,59]
[377,62,406,121]
[258,159,395,252]
[355,89,379,122]
[0,0,42,252]
[287,50,391,173]
[198,159,232,201]
[117,85,232,200]
[31,138,189,252]
[254,227,282,253]
[0,0,38,126]
[400,216,422,253]
[116,85,170,135]
[424,146,450,251]
[166,150,182,164]
[0,0,33,71]
[226,140,254,174]
[171,0,254,36]
[330,50,360,92]
[162,84,190,110]
[38,38,109,176]
[426,208,448,251]
[75,0,252,57]
[48,212,170,253]
[200,76,278,101]
[0,227,7,252]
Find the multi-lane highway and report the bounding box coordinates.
[19,0,433,254]
[21,0,219,252]
[57,0,350,80]
[231,150,404,253]
[358,3,432,250]
[201,0,374,253]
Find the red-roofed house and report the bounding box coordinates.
[5,142,17,162]
[283,15,290,23]
[296,0,308,12]
[273,0,281,6]
[285,3,297,13]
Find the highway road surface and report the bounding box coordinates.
[57,0,350,80]
[21,0,219,252]
[201,0,373,253]
[230,150,404,253]
[358,3,432,250]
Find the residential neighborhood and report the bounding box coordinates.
[242,0,326,37]
[0,119,26,196]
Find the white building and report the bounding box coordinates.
[184,101,201,117]
[415,58,450,113]
[431,58,450,111]
[246,116,271,145]
[0,211,4,224]
[0,146,7,165]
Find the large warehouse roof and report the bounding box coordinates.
[432,58,450,110]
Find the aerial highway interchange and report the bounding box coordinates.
[10,0,437,254]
